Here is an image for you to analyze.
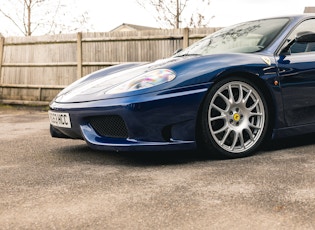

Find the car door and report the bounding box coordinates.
[277,19,315,126]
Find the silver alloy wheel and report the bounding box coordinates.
[208,81,265,154]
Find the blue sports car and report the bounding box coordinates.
[49,14,315,158]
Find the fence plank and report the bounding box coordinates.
[0,27,221,104]
[77,32,83,79]
[0,37,4,85]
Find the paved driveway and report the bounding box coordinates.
[0,107,314,229]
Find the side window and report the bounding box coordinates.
[287,19,315,54]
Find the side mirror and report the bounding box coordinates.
[296,33,315,43]
[280,32,315,55]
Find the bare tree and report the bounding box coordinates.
[0,0,92,36]
[136,0,213,29]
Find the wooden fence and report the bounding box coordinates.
[0,27,221,105]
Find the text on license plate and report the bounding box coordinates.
[49,111,71,128]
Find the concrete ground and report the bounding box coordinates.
[0,106,314,229]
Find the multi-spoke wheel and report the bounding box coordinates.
[201,77,269,158]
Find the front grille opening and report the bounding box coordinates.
[89,115,128,138]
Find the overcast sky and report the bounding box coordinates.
[1,0,314,36]
[80,0,315,31]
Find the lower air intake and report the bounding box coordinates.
[89,115,128,138]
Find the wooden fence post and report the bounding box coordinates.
[183,28,189,49]
[77,32,83,79]
[0,36,4,85]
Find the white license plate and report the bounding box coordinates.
[49,111,71,128]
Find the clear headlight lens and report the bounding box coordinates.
[106,69,176,94]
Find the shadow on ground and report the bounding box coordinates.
[53,132,315,167]
[55,143,212,167]
[264,133,315,151]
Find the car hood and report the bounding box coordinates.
[53,53,273,103]
[54,57,190,103]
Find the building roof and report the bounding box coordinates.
[304,6,315,13]
[110,23,158,32]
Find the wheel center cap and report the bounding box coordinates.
[233,113,241,122]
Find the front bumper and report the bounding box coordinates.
[49,84,210,151]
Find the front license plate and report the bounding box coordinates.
[49,111,71,128]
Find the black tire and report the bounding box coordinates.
[200,77,269,158]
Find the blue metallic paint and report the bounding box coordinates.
[50,81,211,150]
[50,14,315,152]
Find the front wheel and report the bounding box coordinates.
[200,77,269,158]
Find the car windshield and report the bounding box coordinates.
[175,18,290,56]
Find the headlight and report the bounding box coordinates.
[106,69,176,94]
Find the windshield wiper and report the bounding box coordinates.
[174,53,201,57]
